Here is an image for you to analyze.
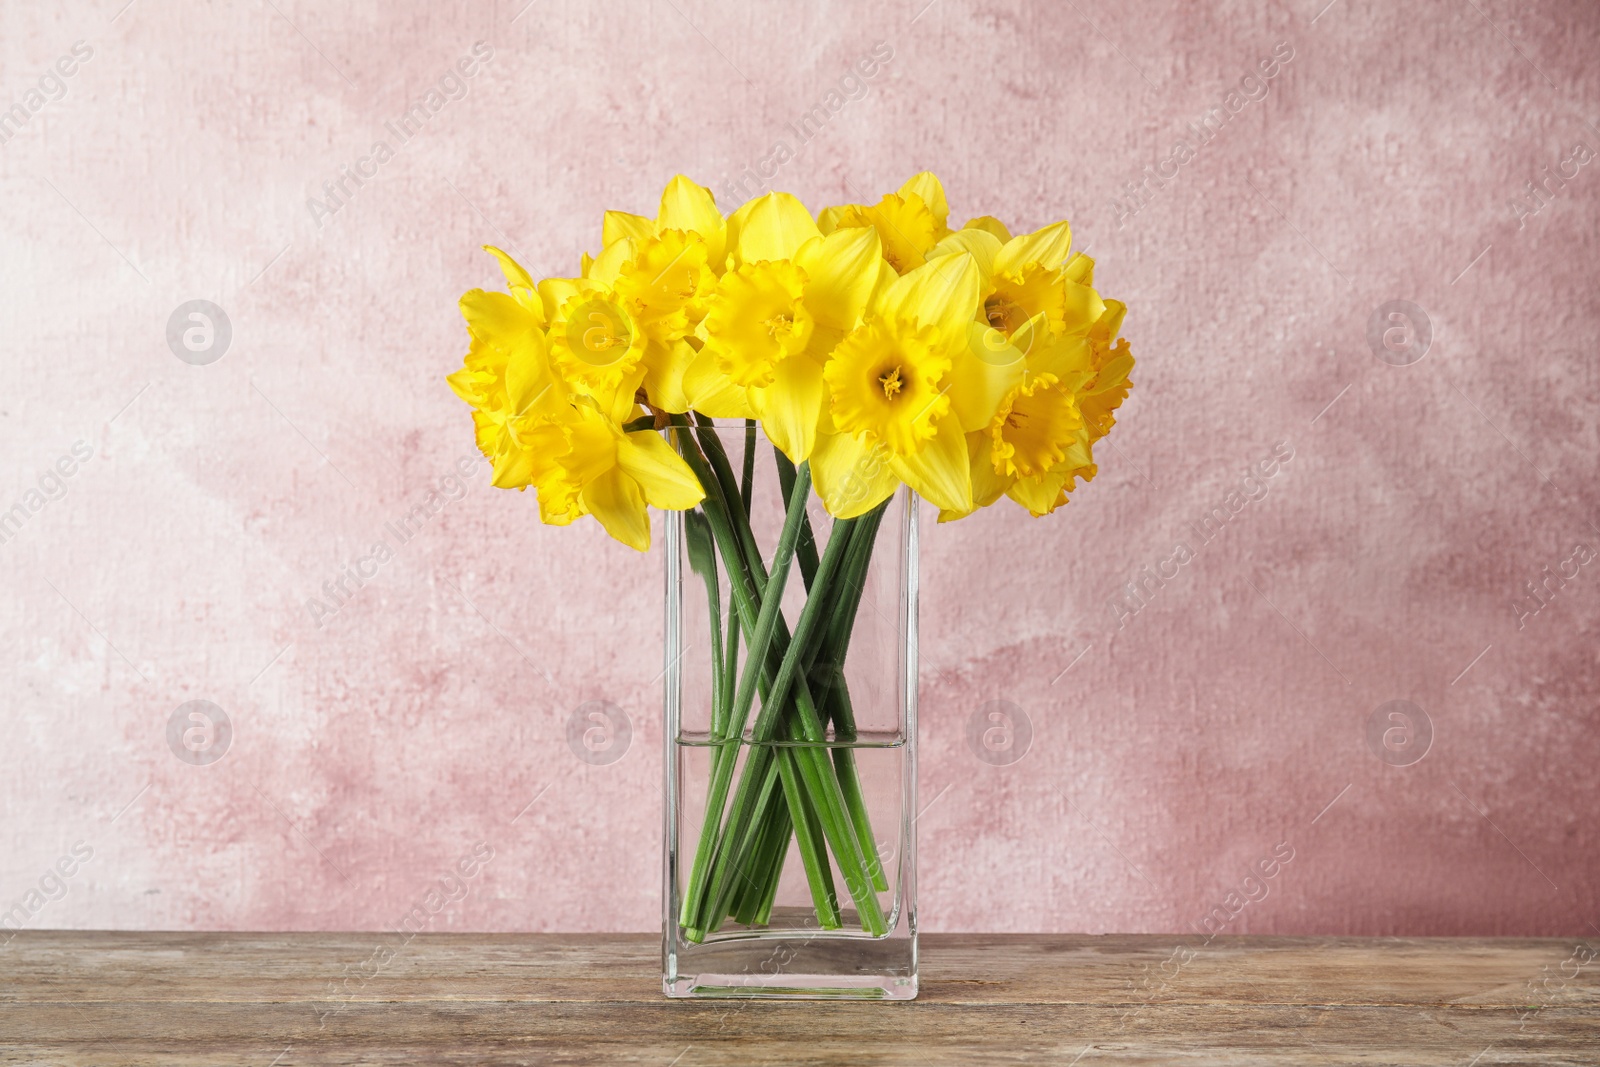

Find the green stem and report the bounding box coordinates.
[773,446,819,591]
[817,501,891,891]
[694,419,764,590]
[776,749,840,928]
[671,419,888,938]
[672,423,844,936]
[684,511,726,737]
[740,418,756,518]
[702,503,886,935]
[731,794,790,925]
[726,460,812,754]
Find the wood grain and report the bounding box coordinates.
[2,933,1596,1065]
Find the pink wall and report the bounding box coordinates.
[2,0,1597,938]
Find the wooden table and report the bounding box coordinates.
[3,933,1597,1064]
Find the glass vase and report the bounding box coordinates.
[661,421,918,1000]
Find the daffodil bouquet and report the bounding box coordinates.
[449,173,1133,984]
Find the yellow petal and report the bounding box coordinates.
[491,444,536,489]
[603,210,656,248]
[537,277,583,323]
[1028,333,1095,386]
[504,330,565,418]
[1005,472,1068,517]
[969,427,1014,507]
[641,338,697,413]
[679,349,755,419]
[657,176,726,270]
[1093,298,1127,341]
[1059,278,1107,336]
[588,237,636,288]
[928,228,1002,291]
[614,230,711,345]
[936,429,1015,522]
[811,431,899,519]
[582,465,652,551]
[897,172,949,227]
[826,193,944,275]
[752,354,827,463]
[446,362,488,408]
[887,411,971,513]
[795,226,883,333]
[989,375,1082,478]
[964,215,1013,243]
[949,322,1025,432]
[875,252,980,342]
[727,192,822,266]
[483,246,542,320]
[547,290,649,406]
[994,220,1072,276]
[1006,460,1095,517]
[617,429,705,510]
[816,204,849,235]
[460,289,534,346]
[537,486,584,525]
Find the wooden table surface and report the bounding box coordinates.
[3,932,1597,1065]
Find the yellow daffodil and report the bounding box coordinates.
[928,220,1105,343]
[533,398,705,551]
[702,193,885,464]
[447,171,1135,547]
[449,247,572,490]
[821,250,1002,514]
[818,172,952,275]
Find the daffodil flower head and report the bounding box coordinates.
[447,170,1136,546]
[825,317,950,457]
[548,289,649,402]
[988,373,1082,479]
[703,260,814,387]
[819,172,952,275]
[613,229,714,344]
[532,398,704,551]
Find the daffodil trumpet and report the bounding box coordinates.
[447,173,1136,949]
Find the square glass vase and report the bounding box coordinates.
[661,423,918,1000]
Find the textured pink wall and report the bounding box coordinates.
[2,0,1597,939]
